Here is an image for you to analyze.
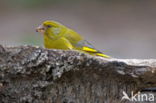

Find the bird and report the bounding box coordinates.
[36,20,110,58]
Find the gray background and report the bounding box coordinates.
[0,0,156,59]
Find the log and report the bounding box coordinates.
[0,45,156,103]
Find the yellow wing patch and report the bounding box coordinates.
[82,47,97,52]
[96,53,110,58]
[82,46,110,58]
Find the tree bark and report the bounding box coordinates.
[0,45,156,103]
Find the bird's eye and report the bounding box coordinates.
[47,25,52,28]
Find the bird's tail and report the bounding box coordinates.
[82,47,110,58]
[95,52,110,58]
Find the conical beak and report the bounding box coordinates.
[36,25,45,33]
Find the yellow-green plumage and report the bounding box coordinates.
[37,20,110,58]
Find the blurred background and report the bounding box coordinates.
[0,0,156,59]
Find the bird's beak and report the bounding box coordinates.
[36,25,45,34]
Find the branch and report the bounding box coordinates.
[0,45,156,103]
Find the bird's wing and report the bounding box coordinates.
[75,40,110,58]
[75,40,95,49]
[64,29,110,58]
[64,29,95,49]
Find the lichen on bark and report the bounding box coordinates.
[0,45,156,103]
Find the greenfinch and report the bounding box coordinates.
[36,20,110,58]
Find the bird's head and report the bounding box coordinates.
[36,20,66,39]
